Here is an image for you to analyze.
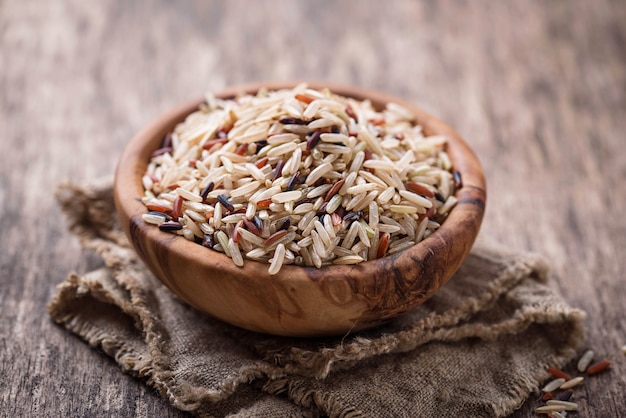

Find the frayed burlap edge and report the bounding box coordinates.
[48,179,586,417]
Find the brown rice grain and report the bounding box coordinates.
[215,231,230,256]
[267,133,299,145]
[142,213,167,225]
[349,151,365,173]
[272,190,303,204]
[415,217,429,242]
[438,196,458,215]
[387,240,415,254]
[535,405,566,414]
[333,255,364,265]
[268,243,286,275]
[389,205,419,214]
[351,241,367,255]
[369,201,380,228]
[546,400,578,411]
[212,203,222,229]
[229,180,262,198]
[183,215,204,238]
[246,247,268,260]
[357,170,389,188]
[314,220,332,247]
[356,221,371,248]
[559,377,584,390]
[182,229,195,241]
[237,227,265,246]
[377,186,396,205]
[323,214,336,239]
[228,238,244,266]
[542,378,566,392]
[341,221,360,248]
[245,163,267,182]
[346,183,380,195]
[310,247,323,268]
[399,190,433,208]
[267,141,299,157]
[332,246,354,257]
[199,222,214,235]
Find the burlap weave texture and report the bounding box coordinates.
[48,180,585,417]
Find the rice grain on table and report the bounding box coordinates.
[546,400,578,411]
[586,358,611,375]
[535,405,566,414]
[141,85,459,274]
[577,349,594,372]
[542,378,566,392]
[559,376,584,389]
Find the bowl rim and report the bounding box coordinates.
[114,81,486,324]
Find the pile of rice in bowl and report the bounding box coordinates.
[141,85,460,275]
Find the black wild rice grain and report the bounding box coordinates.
[217,194,235,212]
[287,172,300,191]
[202,234,214,249]
[279,116,306,125]
[252,215,263,233]
[343,211,362,222]
[272,160,285,181]
[148,211,171,221]
[556,390,574,401]
[306,131,321,150]
[278,218,291,231]
[454,170,463,189]
[200,181,215,199]
[159,221,183,231]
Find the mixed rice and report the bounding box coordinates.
[141,85,460,274]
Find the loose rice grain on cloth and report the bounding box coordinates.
[49,179,586,418]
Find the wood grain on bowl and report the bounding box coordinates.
[114,82,486,336]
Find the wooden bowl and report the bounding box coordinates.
[114,82,486,337]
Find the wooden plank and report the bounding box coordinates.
[1,0,624,416]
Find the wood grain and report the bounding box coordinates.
[113,82,485,336]
[1,0,625,416]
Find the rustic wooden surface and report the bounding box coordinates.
[1,1,624,416]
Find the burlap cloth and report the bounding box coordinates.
[48,179,586,417]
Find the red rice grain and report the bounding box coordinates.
[547,366,572,381]
[586,359,611,375]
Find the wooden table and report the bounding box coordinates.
[2,1,624,416]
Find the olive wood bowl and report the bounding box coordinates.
[114,82,486,337]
